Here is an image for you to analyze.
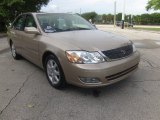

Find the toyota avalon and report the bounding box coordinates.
[7,13,140,89]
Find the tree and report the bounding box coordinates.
[133,15,141,25]
[81,12,98,23]
[81,11,160,25]
[146,0,160,10]
[100,14,114,24]
[102,14,107,23]
[0,0,23,31]
[96,15,102,24]
[0,0,49,32]
[106,14,114,24]
[116,13,122,21]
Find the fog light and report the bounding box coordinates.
[80,77,100,84]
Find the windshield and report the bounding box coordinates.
[36,13,96,33]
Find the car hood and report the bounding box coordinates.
[46,30,131,51]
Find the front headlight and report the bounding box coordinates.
[130,40,136,52]
[66,51,105,64]
[132,43,136,52]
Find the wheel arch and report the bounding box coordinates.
[42,51,58,69]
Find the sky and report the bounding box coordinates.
[41,0,159,15]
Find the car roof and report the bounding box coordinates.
[20,12,75,16]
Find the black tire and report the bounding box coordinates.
[10,41,21,60]
[44,54,66,89]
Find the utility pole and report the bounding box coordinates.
[131,14,133,25]
[121,0,126,29]
[114,0,117,27]
[80,8,82,15]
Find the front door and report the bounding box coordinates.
[21,14,40,65]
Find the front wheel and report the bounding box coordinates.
[45,55,66,89]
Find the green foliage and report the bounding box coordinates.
[133,13,160,25]
[0,0,23,17]
[133,15,141,25]
[103,14,113,24]
[116,13,122,21]
[0,0,49,32]
[81,12,160,25]
[146,0,160,10]
[81,12,98,23]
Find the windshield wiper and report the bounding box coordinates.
[75,27,91,30]
[64,27,91,31]
[47,27,91,33]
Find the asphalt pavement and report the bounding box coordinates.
[0,37,9,54]
[0,26,160,120]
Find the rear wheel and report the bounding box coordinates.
[10,41,21,60]
[45,55,66,89]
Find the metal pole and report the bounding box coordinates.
[114,0,117,27]
[121,0,126,29]
[131,14,133,25]
[80,8,82,15]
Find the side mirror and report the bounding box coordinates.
[24,27,40,34]
[92,24,97,29]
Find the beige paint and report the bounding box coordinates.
[7,13,140,87]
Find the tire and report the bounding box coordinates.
[10,41,21,60]
[44,54,66,89]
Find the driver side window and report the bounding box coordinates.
[13,15,26,31]
[25,15,37,28]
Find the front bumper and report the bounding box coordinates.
[63,51,140,88]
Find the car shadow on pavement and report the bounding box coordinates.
[65,78,132,98]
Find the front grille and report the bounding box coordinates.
[102,45,133,60]
[106,64,138,81]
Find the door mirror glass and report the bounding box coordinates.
[24,27,40,34]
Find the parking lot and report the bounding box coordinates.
[0,25,160,120]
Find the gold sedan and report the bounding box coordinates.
[7,13,140,89]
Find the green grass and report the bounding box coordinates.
[133,27,160,31]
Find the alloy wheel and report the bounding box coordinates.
[46,59,61,85]
[11,43,16,58]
